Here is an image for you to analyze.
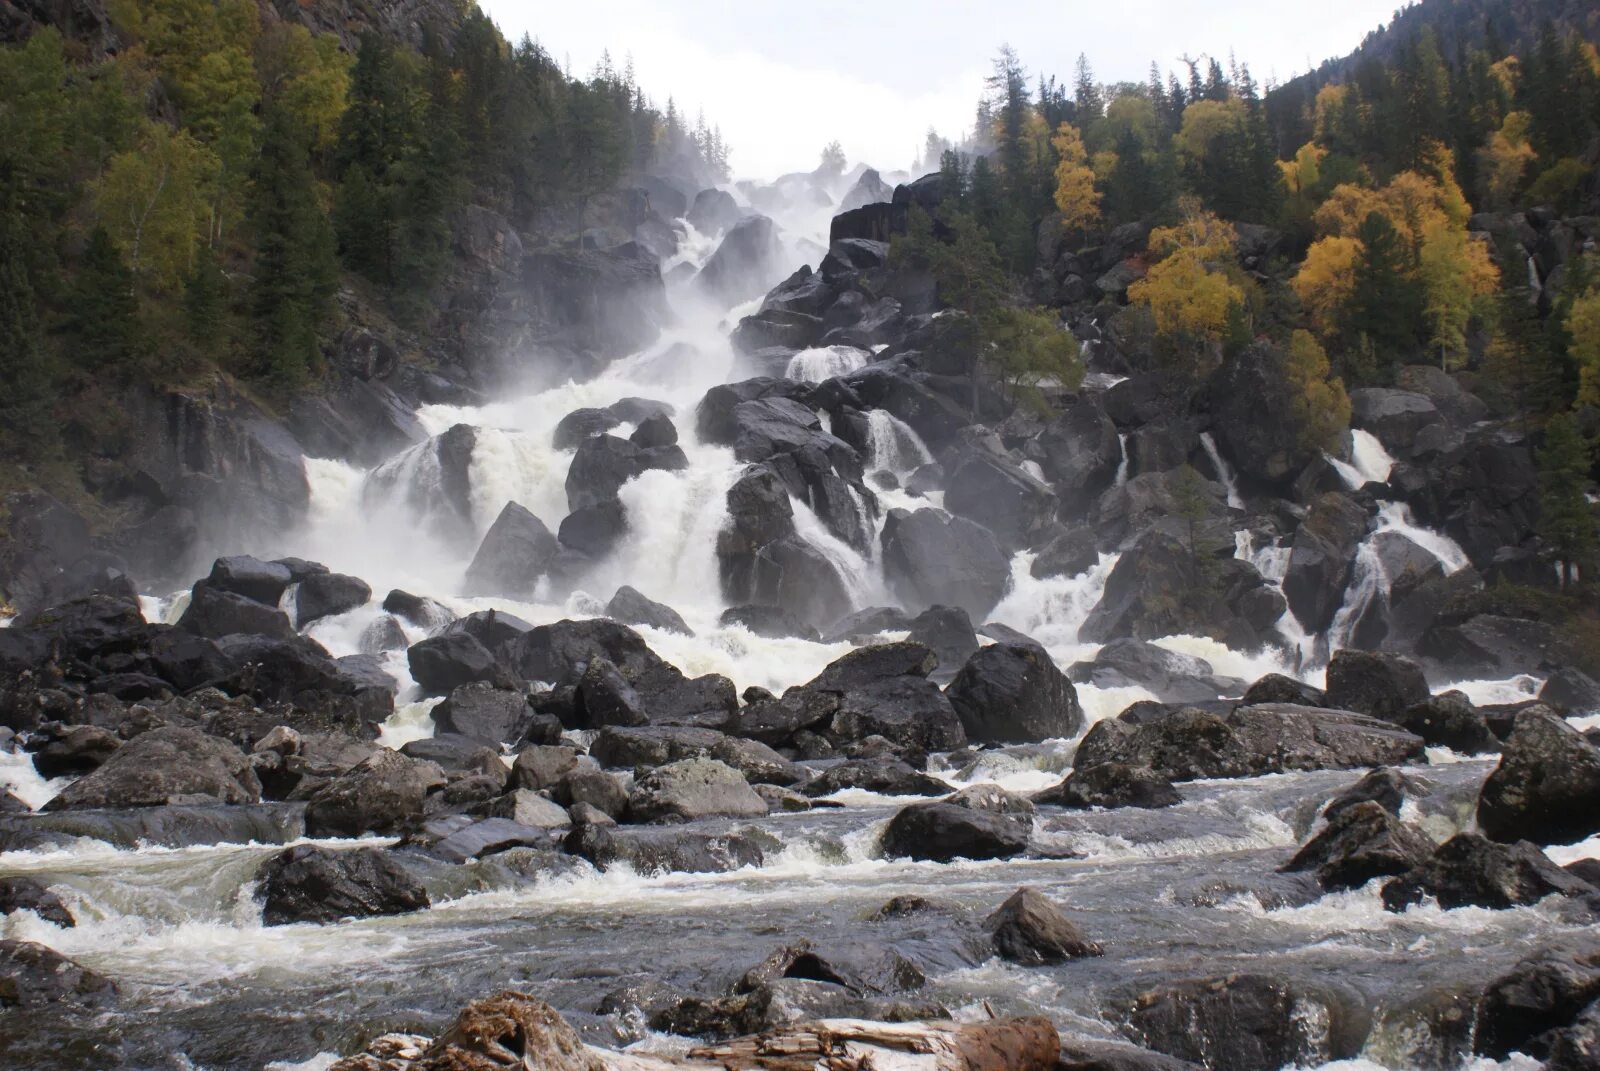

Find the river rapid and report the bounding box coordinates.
[1,173,1594,1071]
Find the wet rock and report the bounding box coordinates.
[1350,388,1443,454]
[946,644,1082,745]
[1282,801,1436,890]
[688,188,742,233]
[1397,693,1500,754]
[626,758,768,823]
[416,990,605,1071]
[1073,639,1218,705]
[711,736,801,785]
[565,823,765,875]
[1074,704,1426,782]
[407,632,511,697]
[606,586,693,636]
[906,605,979,673]
[1030,527,1100,581]
[1540,668,1600,714]
[1545,1001,1600,1070]
[382,589,455,632]
[510,745,578,792]
[425,816,556,862]
[0,803,306,852]
[828,676,967,754]
[1477,707,1600,845]
[821,606,912,644]
[0,876,74,927]
[293,572,372,628]
[1027,395,1121,514]
[359,615,409,654]
[431,682,531,746]
[43,727,261,811]
[805,642,939,691]
[553,768,629,818]
[206,555,293,605]
[1118,974,1367,1071]
[463,502,559,597]
[697,214,787,305]
[881,508,1011,622]
[508,618,667,688]
[483,790,571,830]
[304,750,445,838]
[400,736,503,781]
[178,581,296,640]
[943,451,1056,552]
[1475,946,1600,1061]
[27,724,121,778]
[1381,833,1596,911]
[590,725,722,769]
[721,604,819,641]
[1323,650,1430,722]
[1323,767,1409,820]
[1033,764,1181,810]
[797,759,951,798]
[573,657,648,729]
[553,407,621,450]
[986,886,1102,964]
[255,845,429,925]
[1283,492,1370,633]
[880,800,1030,862]
[1057,1038,1202,1071]
[0,940,117,1008]
[636,672,740,730]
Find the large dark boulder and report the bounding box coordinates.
[507,618,668,686]
[177,582,296,640]
[743,537,855,633]
[696,214,786,305]
[204,556,293,605]
[880,800,1030,862]
[1349,388,1443,457]
[566,435,647,512]
[255,845,429,925]
[362,424,479,545]
[572,657,648,729]
[463,502,559,597]
[881,508,1010,621]
[943,452,1056,552]
[553,407,621,450]
[946,644,1082,744]
[565,823,765,875]
[1474,947,1600,1061]
[1025,396,1121,514]
[557,500,628,557]
[293,572,371,628]
[1073,638,1219,705]
[1032,763,1182,810]
[407,632,510,696]
[720,604,819,641]
[432,682,532,746]
[1280,800,1436,890]
[1118,974,1367,1071]
[796,759,951,798]
[626,758,768,822]
[1381,833,1595,911]
[1074,704,1426,781]
[42,727,261,811]
[829,677,968,754]
[687,188,742,233]
[606,586,692,636]
[986,886,1102,964]
[303,749,445,838]
[1323,650,1430,722]
[0,940,117,1008]
[1080,531,1244,644]
[1396,693,1500,754]
[1284,492,1370,633]
[905,605,978,672]
[1477,708,1600,846]
[1206,342,1320,487]
[0,876,75,927]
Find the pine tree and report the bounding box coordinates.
[0,166,59,458]
[66,227,142,371]
[1342,211,1424,381]
[1537,412,1596,589]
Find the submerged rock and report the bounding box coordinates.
[1033,763,1182,810]
[1280,801,1436,891]
[255,845,429,926]
[0,939,117,1008]
[1380,833,1596,911]
[1477,707,1600,846]
[880,800,1030,862]
[985,887,1103,964]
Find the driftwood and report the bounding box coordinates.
[330,992,1060,1071]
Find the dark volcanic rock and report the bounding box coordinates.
[1381,833,1595,911]
[431,682,531,746]
[1323,650,1429,722]
[606,586,693,636]
[1281,801,1436,890]
[255,845,429,925]
[292,572,371,628]
[881,508,1010,621]
[880,801,1030,862]
[945,643,1083,744]
[463,502,559,597]
[1477,708,1600,846]
[1033,763,1181,810]
[43,727,261,811]
[985,886,1103,964]
[1073,704,1426,782]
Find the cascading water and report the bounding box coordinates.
[1199,431,1244,510]
[865,408,933,479]
[784,344,869,383]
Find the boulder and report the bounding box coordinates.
[43,727,261,811]
[881,508,1010,621]
[1477,708,1600,846]
[1241,674,1326,707]
[1280,801,1436,891]
[0,940,117,1008]
[1474,947,1600,1061]
[1029,527,1100,580]
[178,582,295,640]
[206,555,293,605]
[28,724,121,778]
[507,618,667,687]
[1284,493,1370,633]
[1396,693,1500,754]
[407,632,509,696]
[880,800,1030,862]
[796,759,952,798]
[0,876,74,927]
[565,823,765,875]
[509,746,578,792]
[382,589,455,632]
[553,768,628,818]
[1349,388,1443,455]
[255,845,429,925]
[1033,764,1181,810]
[605,586,692,636]
[905,605,978,672]
[943,452,1056,551]
[292,572,371,628]
[463,502,559,597]
[1026,396,1121,515]
[946,644,1082,744]
[828,676,967,754]
[304,749,445,838]
[573,657,648,729]
[1323,767,1409,820]
[1118,974,1366,1071]
[1073,639,1217,705]
[565,435,647,512]
[1073,704,1426,782]
[696,214,786,305]
[552,407,621,450]
[986,886,1102,964]
[1323,650,1430,722]
[821,606,912,643]
[484,789,571,830]
[805,641,940,691]
[1381,833,1595,911]
[1541,668,1600,714]
[422,816,555,862]
[687,188,742,233]
[1206,342,1319,487]
[431,682,531,746]
[626,758,769,822]
[721,604,820,642]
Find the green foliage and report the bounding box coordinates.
[65,228,144,372]
[1340,211,1425,382]
[0,169,59,460]
[1537,412,1597,588]
[1284,330,1351,454]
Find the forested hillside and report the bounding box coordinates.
[0,0,726,494]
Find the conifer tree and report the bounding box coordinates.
[66,227,142,371]
[1538,412,1596,589]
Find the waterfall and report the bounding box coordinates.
[1330,429,1396,490]
[784,345,868,383]
[865,409,933,477]
[1112,433,1130,488]
[1199,431,1244,510]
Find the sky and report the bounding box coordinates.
[479,0,1408,180]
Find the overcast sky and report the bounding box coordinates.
[480,0,1407,180]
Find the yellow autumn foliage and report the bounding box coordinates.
[1051,121,1100,232]
[1292,236,1362,335]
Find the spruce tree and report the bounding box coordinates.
[1538,412,1597,589]
[0,167,58,458]
[66,227,142,372]
[1343,211,1424,382]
